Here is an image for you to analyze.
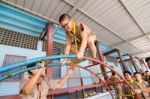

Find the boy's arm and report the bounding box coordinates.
[50,66,74,90]
[21,63,45,94]
[134,87,150,93]
[57,66,74,88]
[78,23,88,59]
[21,69,45,94]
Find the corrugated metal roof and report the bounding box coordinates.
[1,0,150,58]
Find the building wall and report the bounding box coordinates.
[0,44,46,67]
[0,44,46,96]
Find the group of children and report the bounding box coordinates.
[109,71,150,99]
[20,13,150,99]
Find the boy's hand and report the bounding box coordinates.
[77,52,84,59]
[38,61,46,71]
[133,89,142,94]
[61,59,67,66]
[40,62,45,68]
[68,66,74,74]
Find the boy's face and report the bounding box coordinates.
[30,69,38,75]
[146,72,150,75]
[125,73,132,80]
[147,60,150,66]
[30,63,44,76]
[134,74,142,81]
[60,17,73,32]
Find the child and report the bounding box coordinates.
[145,57,150,69]
[59,14,97,65]
[20,62,74,99]
[112,72,123,99]
[134,72,150,99]
[123,71,136,99]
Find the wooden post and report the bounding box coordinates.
[46,23,54,78]
[117,49,128,71]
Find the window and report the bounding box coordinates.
[1,55,27,80]
[0,28,38,50]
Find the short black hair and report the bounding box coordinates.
[124,71,132,76]
[59,14,71,23]
[145,57,150,63]
[112,72,116,76]
[142,73,145,76]
[26,63,36,75]
[134,72,140,76]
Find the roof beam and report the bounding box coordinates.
[103,49,118,56]
[40,23,49,40]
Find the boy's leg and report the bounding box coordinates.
[70,43,79,54]
[87,35,97,58]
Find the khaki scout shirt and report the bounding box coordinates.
[20,77,57,99]
[134,80,150,99]
[66,22,96,43]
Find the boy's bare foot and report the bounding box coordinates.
[92,58,99,65]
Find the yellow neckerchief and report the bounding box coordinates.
[128,78,134,85]
[114,74,118,78]
[114,75,120,81]
[137,79,142,86]
[69,21,80,42]
[69,21,80,52]
[127,78,135,98]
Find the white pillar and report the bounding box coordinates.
[37,40,43,51]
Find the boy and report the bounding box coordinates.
[145,71,150,85]
[20,62,74,99]
[112,72,123,99]
[145,57,150,69]
[59,14,97,65]
[134,72,150,99]
[123,71,136,99]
